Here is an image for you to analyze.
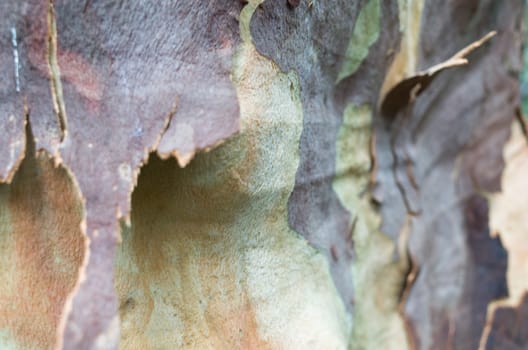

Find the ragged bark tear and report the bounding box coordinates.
[380,31,496,117]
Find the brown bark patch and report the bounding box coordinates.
[0,128,84,349]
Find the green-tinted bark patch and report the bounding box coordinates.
[336,0,381,83]
[332,104,409,350]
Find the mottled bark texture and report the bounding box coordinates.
[0,0,526,349]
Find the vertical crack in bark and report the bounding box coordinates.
[399,257,419,350]
[368,131,377,191]
[47,1,67,141]
[381,213,417,350]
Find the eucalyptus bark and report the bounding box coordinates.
[0,1,526,349]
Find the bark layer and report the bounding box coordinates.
[0,0,525,349]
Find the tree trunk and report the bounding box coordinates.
[0,0,526,349]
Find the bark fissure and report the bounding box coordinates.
[46,1,67,141]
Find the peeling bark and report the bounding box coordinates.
[0,0,526,349]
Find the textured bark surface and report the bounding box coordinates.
[2,0,242,348]
[0,0,526,349]
[485,293,528,350]
[386,2,521,349]
[0,129,84,349]
[484,120,528,350]
[251,0,401,313]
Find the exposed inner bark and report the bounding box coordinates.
[0,124,85,349]
[0,1,525,349]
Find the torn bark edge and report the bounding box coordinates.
[478,292,528,350]
[20,12,88,343]
[0,103,88,350]
[155,14,243,169]
[157,147,196,168]
[155,127,241,168]
[477,116,528,349]
[379,31,496,117]
[26,10,91,343]
[47,151,89,350]
[36,134,89,350]
[52,102,180,348]
[54,218,89,350]
[124,93,240,222]
[3,3,243,346]
[47,0,68,142]
[0,101,28,184]
[117,97,179,228]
